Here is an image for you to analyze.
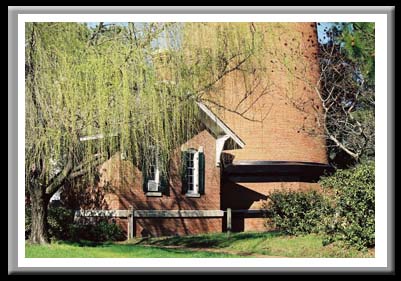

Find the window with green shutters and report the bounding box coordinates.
[182,147,204,196]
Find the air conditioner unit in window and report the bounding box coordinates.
[147,180,159,192]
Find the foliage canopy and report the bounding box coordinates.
[25,22,263,186]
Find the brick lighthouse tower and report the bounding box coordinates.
[203,23,329,232]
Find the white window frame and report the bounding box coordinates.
[191,151,200,195]
[186,147,202,196]
[149,157,160,185]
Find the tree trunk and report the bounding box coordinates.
[29,183,50,244]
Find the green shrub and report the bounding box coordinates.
[69,219,125,242]
[25,206,74,241]
[263,190,332,235]
[47,207,75,240]
[25,206,125,242]
[319,162,375,249]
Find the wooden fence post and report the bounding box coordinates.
[129,207,134,240]
[126,207,133,240]
[127,213,131,241]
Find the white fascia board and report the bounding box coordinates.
[196,102,245,148]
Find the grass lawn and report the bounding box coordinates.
[130,232,375,258]
[25,241,239,258]
[26,232,374,258]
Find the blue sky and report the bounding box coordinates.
[317,22,334,44]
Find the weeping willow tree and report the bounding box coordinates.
[25,22,264,244]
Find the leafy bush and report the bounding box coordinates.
[263,190,332,235]
[47,207,75,240]
[68,219,125,242]
[25,206,74,241]
[25,206,125,242]
[319,162,375,249]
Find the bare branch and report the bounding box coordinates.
[201,97,267,123]
[327,133,359,159]
[198,52,253,96]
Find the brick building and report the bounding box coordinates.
[67,23,330,238]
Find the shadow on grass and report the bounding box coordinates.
[55,240,114,248]
[53,240,189,255]
[52,231,283,253]
[134,231,283,249]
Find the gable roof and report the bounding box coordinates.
[196,102,245,148]
[79,102,245,149]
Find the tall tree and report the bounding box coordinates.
[25,22,262,243]
[317,22,375,166]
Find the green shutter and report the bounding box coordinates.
[181,151,189,194]
[142,161,148,193]
[160,172,169,195]
[198,151,205,195]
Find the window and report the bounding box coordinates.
[149,157,160,184]
[143,146,163,196]
[183,147,205,197]
[186,149,198,194]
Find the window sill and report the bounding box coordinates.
[185,193,201,198]
[145,192,163,197]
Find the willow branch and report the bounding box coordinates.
[45,149,74,196]
[69,156,107,179]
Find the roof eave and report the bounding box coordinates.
[196,101,245,148]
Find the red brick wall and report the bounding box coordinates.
[221,180,321,210]
[65,129,222,237]
[114,217,223,238]
[204,23,327,164]
[221,179,322,232]
[111,129,220,211]
[66,129,220,212]
[134,218,222,237]
[243,218,268,232]
[223,214,270,233]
